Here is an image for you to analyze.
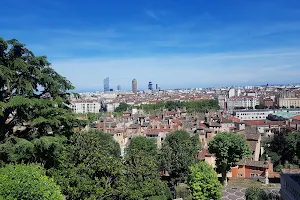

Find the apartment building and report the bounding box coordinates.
[279,98,300,108]
[234,110,274,120]
[71,100,101,113]
[227,96,259,110]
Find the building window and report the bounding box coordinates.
[250,174,260,178]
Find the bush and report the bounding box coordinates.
[0,164,63,200]
[245,186,268,200]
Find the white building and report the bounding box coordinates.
[71,100,101,113]
[228,88,236,98]
[234,109,300,121]
[234,110,274,120]
[227,96,259,110]
[237,88,242,96]
[106,102,120,112]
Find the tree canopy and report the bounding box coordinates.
[0,37,82,138]
[0,164,63,200]
[139,100,220,113]
[0,37,83,167]
[209,132,251,185]
[114,102,130,113]
[122,136,168,200]
[126,135,157,157]
[160,130,200,185]
[286,132,300,162]
[261,131,298,169]
[188,161,222,200]
[50,131,123,200]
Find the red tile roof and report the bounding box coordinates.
[244,120,285,126]
[292,115,300,121]
[198,148,209,160]
[199,123,208,128]
[228,116,241,123]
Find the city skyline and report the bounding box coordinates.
[1,0,300,91]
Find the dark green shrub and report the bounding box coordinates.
[245,186,268,200]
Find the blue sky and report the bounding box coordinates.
[1,0,300,91]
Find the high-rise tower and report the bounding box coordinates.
[117,85,121,91]
[132,79,137,94]
[104,77,109,92]
[148,81,153,91]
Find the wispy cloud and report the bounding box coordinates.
[145,10,160,21]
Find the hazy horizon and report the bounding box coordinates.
[2,0,300,91]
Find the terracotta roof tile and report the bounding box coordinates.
[292,115,300,121]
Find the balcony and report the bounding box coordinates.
[280,174,300,200]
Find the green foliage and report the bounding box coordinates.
[175,184,190,200]
[245,186,268,200]
[0,37,83,166]
[149,195,168,200]
[139,100,220,113]
[262,131,296,168]
[286,132,300,162]
[87,113,99,123]
[0,136,65,169]
[188,161,221,200]
[184,99,220,113]
[126,135,157,157]
[50,130,123,200]
[255,104,268,109]
[160,130,200,185]
[208,132,251,184]
[0,164,63,200]
[115,102,130,112]
[122,136,166,200]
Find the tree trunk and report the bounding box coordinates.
[222,169,228,186]
[0,117,6,141]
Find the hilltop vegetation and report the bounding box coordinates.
[138,99,220,113]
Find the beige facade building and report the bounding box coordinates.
[279,98,300,108]
[227,96,259,110]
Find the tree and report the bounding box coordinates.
[122,136,167,200]
[126,135,157,157]
[0,136,66,169]
[115,102,129,112]
[188,161,222,200]
[87,113,99,124]
[50,131,123,200]
[245,186,268,200]
[165,101,183,111]
[0,37,83,166]
[286,132,300,162]
[160,130,200,185]
[208,132,251,185]
[0,164,63,200]
[255,104,266,109]
[262,130,295,168]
